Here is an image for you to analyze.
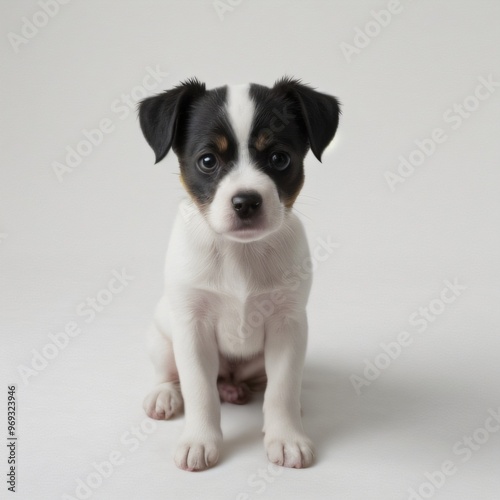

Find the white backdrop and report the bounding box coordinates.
[1,1,500,499]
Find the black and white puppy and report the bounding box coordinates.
[139,77,340,471]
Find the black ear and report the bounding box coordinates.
[273,77,341,162]
[138,78,206,164]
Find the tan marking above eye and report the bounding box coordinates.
[254,131,272,151]
[214,135,229,153]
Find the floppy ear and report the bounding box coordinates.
[138,78,206,164]
[273,77,341,162]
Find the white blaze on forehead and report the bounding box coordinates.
[226,84,254,161]
[208,85,284,239]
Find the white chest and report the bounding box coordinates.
[163,205,312,358]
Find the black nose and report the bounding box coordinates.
[231,191,262,219]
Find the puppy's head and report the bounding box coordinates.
[139,77,340,242]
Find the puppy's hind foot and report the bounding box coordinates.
[217,380,251,405]
[143,381,183,420]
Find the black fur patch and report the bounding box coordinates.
[248,82,309,206]
[178,86,238,206]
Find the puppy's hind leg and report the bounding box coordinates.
[143,323,183,420]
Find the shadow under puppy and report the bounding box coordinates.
[138,77,340,471]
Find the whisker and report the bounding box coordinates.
[293,200,318,207]
[292,207,312,221]
[296,194,322,202]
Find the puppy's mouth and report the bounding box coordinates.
[224,218,269,242]
[206,186,285,243]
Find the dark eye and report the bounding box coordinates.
[197,153,218,173]
[269,151,290,171]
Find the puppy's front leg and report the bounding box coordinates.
[171,316,222,471]
[263,311,314,468]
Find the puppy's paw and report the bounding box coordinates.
[174,434,221,471]
[217,381,251,404]
[143,382,183,420]
[264,433,315,469]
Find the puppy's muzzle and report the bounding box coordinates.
[231,191,262,219]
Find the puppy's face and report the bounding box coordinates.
[139,78,340,242]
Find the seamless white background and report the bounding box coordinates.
[1,1,500,499]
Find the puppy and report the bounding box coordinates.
[138,77,340,471]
